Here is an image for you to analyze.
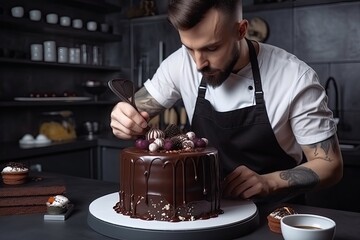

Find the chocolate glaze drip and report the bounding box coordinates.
[114,147,222,221]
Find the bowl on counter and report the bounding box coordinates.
[281,214,336,240]
[83,80,108,101]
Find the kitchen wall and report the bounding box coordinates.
[244,1,360,141]
[112,0,360,142]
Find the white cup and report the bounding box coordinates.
[43,41,56,62]
[57,47,68,63]
[30,44,43,61]
[29,10,41,21]
[72,19,83,29]
[60,16,71,27]
[11,6,24,18]
[86,21,97,31]
[46,13,58,24]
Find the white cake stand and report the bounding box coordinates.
[88,192,259,240]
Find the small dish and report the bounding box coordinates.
[281,214,336,240]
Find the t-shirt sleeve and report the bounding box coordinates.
[143,48,183,109]
[289,69,337,145]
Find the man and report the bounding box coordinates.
[110,0,343,202]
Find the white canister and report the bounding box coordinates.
[100,23,110,33]
[69,48,76,63]
[30,44,43,61]
[86,21,97,31]
[74,48,81,64]
[60,16,71,27]
[57,47,68,63]
[29,10,41,21]
[43,41,56,62]
[72,19,83,29]
[69,48,80,64]
[11,6,24,18]
[46,13,58,24]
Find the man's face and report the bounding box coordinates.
[179,8,240,87]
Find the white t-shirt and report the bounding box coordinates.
[144,43,337,163]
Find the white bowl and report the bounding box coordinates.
[281,214,336,240]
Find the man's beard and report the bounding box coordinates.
[200,47,240,88]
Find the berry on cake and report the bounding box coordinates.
[1,162,29,185]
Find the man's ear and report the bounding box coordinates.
[238,19,249,39]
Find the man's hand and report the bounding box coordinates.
[110,102,149,139]
[222,165,272,199]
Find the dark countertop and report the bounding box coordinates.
[0,135,133,162]
[0,173,359,240]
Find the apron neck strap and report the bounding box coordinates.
[246,38,264,105]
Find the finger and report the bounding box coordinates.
[110,102,148,138]
[230,178,255,199]
[223,174,246,197]
[223,165,247,185]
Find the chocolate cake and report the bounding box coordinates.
[0,175,66,216]
[114,147,221,222]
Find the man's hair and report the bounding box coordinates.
[168,0,242,30]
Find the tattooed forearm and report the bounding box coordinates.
[280,166,320,190]
[134,87,166,117]
[307,135,338,162]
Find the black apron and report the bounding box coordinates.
[191,39,297,179]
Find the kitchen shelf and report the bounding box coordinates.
[0,15,121,42]
[0,58,121,71]
[22,0,122,14]
[0,100,117,107]
[53,0,122,13]
[244,0,358,12]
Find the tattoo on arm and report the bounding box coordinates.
[134,87,166,118]
[307,135,338,162]
[280,166,320,190]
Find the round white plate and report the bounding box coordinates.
[89,192,258,231]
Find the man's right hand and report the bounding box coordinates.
[110,102,150,139]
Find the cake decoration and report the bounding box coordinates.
[1,162,29,185]
[135,125,209,153]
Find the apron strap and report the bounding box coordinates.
[246,38,264,105]
[198,78,207,98]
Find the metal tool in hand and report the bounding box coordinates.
[108,78,138,112]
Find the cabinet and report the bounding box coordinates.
[0,0,124,143]
[27,148,96,178]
